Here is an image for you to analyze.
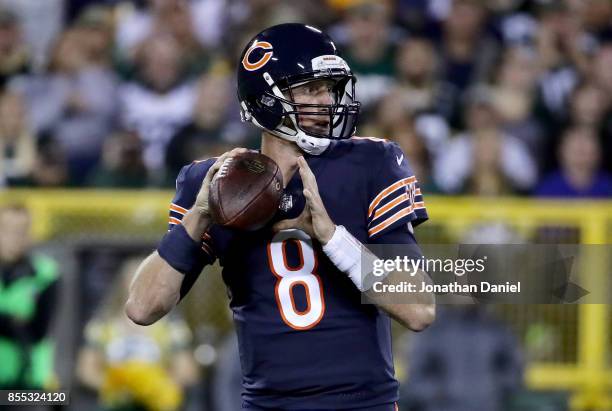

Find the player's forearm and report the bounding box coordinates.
[126,211,213,325]
[378,302,436,331]
[322,225,436,331]
[125,252,183,325]
[366,269,436,331]
[181,209,213,241]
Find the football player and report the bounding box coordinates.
[127,23,435,410]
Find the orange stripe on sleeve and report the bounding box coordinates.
[371,193,410,222]
[169,216,182,225]
[368,202,425,237]
[368,176,416,217]
[170,203,188,214]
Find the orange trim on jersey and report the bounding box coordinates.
[267,238,326,331]
[169,216,182,225]
[368,176,416,218]
[371,193,409,223]
[368,202,425,237]
[371,187,423,222]
[170,203,188,214]
[288,281,311,315]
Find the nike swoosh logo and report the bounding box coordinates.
[396,154,403,166]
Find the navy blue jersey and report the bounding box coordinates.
[166,137,428,409]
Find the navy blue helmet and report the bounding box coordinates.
[237,23,361,155]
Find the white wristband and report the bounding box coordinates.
[322,225,382,291]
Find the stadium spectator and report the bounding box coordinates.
[118,33,196,182]
[364,93,441,193]
[535,126,612,198]
[533,1,582,128]
[0,91,35,186]
[71,6,115,69]
[224,0,315,60]
[567,82,610,130]
[87,130,149,188]
[0,0,610,197]
[76,257,199,411]
[10,22,118,185]
[436,0,498,95]
[334,1,399,110]
[394,0,443,37]
[490,47,545,166]
[0,7,30,89]
[0,0,63,70]
[434,85,537,195]
[487,0,538,47]
[29,135,68,187]
[115,0,225,61]
[592,42,612,96]
[591,43,612,172]
[401,306,524,411]
[392,36,459,122]
[392,123,440,194]
[165,68,249,179]
[0,205,60,391]
[569,0,612,47]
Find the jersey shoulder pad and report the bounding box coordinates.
[351,136,404,163]
[175,158,216,191]
[347,136,389,150]
[171,157,217,215]
[329,135,390,158]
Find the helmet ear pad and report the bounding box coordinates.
[246,93,287,131]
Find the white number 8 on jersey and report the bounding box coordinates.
[267,230,325,330]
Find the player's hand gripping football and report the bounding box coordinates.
[194,147,248,216]
[273,156,336,244]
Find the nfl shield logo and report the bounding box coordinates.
[406,182,416,205]
[279,193,293,212]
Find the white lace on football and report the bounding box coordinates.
[216,157,233,178]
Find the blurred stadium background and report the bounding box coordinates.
[0,0,611,410]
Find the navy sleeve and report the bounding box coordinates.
[367,141,428,241]
[168,159,217,258]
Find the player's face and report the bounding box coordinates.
[289,79,336,135]
[0,209,31,263]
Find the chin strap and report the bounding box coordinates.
[242,100,329,154]
[294,131,330,155]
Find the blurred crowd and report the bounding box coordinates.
[0,0,611,197]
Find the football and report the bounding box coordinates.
[209,151,283,231]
